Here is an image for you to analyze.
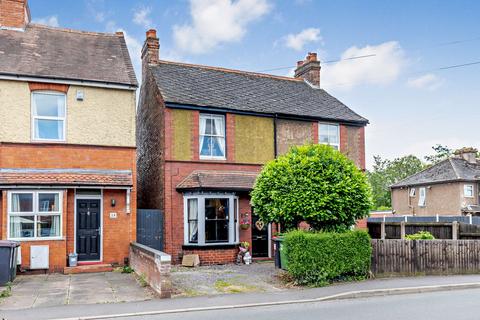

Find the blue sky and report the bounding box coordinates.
[29,0,480,168]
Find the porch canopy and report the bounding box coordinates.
[176,170,259,192]
[0,168,133,188]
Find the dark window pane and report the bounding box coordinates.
[205,198,229,242]
[9,216,34,238]
[37,215,61,237]
[11,193,33,212]
[38,193,60,212]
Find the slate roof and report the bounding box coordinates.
[0,168,133,187]
[150,61,368,124]
[176,170,259,191]
[391,157,480,188]
[0,24,137,87]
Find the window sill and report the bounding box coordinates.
[183,243,239,250]
[7,237,65,242]
[199,156,227,161]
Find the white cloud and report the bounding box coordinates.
[173,0,271,54]
[322,41,406,89]
[133,6,153,29]
[284,28,321,51]
[32,15,59,27]
[407,73,444,91]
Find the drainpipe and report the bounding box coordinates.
[273,114,278,158]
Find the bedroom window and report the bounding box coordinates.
[464,184,474,198]
[32,92,66,141]
[184,194,239,245]
[319,123,340,150]
[199,114,226,159]
[418,187,426,207]
[8,191,62,240]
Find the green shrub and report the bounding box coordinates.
[284,230,372,286]
[405,231,435,240]
[251,144,372,231]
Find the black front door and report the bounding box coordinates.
[76,199,101,261]
[252,215,269,258]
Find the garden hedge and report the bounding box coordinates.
[284,230,372,286]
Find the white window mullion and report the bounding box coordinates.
[228,196,234,244]
[198,196,206,245]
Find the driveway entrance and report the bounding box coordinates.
[0,272,154,310]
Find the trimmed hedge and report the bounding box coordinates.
[284,230,372,286]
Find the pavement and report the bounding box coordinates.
[0,271,154,311]
[101,288,480,320]
[2,274,480,320]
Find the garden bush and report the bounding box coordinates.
[284,230,372,286]
[405,231,435,240]
[251,144,372,231]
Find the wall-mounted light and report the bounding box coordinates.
[111,199,116,207]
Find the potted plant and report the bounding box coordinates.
[236,241,250,264]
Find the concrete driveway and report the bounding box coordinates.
[0,271,154,310]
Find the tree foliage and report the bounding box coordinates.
[424,144,452,165]
[251,144,372,231]
[367,155,425,209]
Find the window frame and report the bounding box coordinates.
[409,188,416,197]
[318,122,340,150]
[7,190,63,241]
[199,113,226,160]
[418,187,426,207]
[31,91,67,142]
[183,193,239,246]
[464,184,475,198]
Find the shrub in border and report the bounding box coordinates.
[284,230,372,286]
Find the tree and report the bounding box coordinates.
[251,144,372,231]
[424,144,452,165]
[367,155,425,209]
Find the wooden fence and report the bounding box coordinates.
[367,221,480,240]
[371,239,480,275]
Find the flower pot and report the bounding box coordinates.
[240,224,250,230]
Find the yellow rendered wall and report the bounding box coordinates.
[235,115,274,163]
[171,109,193,160]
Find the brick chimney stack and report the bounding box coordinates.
[294,52,321,87]
[141,29,160,77]
[454,147,478,164]
[0,0,30,30]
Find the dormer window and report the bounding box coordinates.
[32,92,66,142]
[199,113,226,160]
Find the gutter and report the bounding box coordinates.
[0,73,138,91]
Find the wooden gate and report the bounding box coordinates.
[137,209,164,251]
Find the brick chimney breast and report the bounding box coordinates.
[294,52,321,87]
[454,147,478,164]
[0,0,30,29]
[141,29,160,80]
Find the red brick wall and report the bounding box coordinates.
[0,0,29,29]
[340,125,366,170]
[182,248,237,265]
[0,143,137,272]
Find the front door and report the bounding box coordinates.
[252,215,269,258]
[76,199,101,261]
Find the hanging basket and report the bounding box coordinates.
[240,224,250,230]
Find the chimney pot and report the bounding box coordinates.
[115,31,124,36]
[146,29,157,39]
[454,147,478,164]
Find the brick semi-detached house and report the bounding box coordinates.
[137,30,369,265]
[0,0,138,273]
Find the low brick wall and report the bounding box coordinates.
[182,247,238,265]
[129,242,172,298]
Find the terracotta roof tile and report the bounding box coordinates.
[0,168,132,187]
[176,170,259,191]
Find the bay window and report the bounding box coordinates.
[8,191,62,240]
[319,123,340,150]
[32,92,66,141]
[184,194,239,245]
[199,114,226,159]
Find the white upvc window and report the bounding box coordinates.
[183,194,239,245]
[464,184,474,198]
[418,187,426,207]
[199,114,226,160]
[32,91,66,142]
[319,123,340,150]
[8,191,63,240]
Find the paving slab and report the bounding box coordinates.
[0,271,153,311]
